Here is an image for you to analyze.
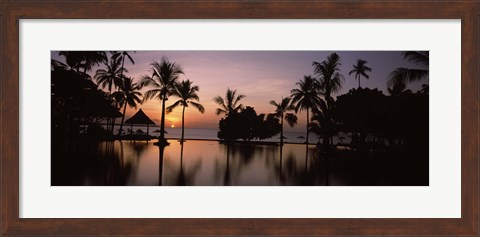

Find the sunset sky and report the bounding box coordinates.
[52,51,427,132]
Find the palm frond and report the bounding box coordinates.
[403,51,429,67]
[213,96,226,107]
[166,100,183,113]
[216,108,227,115]
[387,67,428,87]
[143,89,162,102]
[269,100,279,107]
[189,101,205,113]
[285,113,298,127]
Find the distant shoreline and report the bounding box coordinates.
[159,137,318,146]
[116,135,314,145]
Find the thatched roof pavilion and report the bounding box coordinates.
[125,109,156,135]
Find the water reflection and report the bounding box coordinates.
[52,139,428,186]
[158,144,165,186]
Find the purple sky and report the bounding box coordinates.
[52,51,428,132]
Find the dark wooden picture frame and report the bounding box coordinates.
[1,1,478,236]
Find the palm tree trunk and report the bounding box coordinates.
[306,109,309,145]
[113,59,126,135]
[107,88,112,134]
[118,101,127,136]
[358,75,361,88]
[280,114,284,145]
[159,96,167,142]
[121,56,126,77]
[181,105,186,142]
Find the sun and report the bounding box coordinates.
[171,124,175,128]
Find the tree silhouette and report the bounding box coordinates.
[58,51,84,73]
[312,53,344,146]
[94,55,124,94]
[140,57,184,144]
[166,80,205,142]
[58,51,106,79]
[112,77,143,136]
[387,80,412,96]
[213,88,245,116]
[387,51,429,88]
[349,59,372,88]
[217,106,280,141]
[270,97,298,145]
[313,52,344,102]
[291,75,323,144]
[112,51,135,85]
[82,51,107,76]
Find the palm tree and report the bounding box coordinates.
[94,55,124,94]
[313,52,344,102]
[213,88,245,116]
[58,51,84,73]
[82,51,107,76]
[387,51,429,88]
[94,54,125,133]
[166,80,205,142]
[140,57,184,144]
[312,53,345,147]
[290,75,323,145]
[349,59,372,88]
[309,99,335,147]
[112,77,143,136]
[112,51,135,84]
[387,80,412,96]
[270,97,298,145]
[59,51,106,78]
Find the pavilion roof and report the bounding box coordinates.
[124,109,156,125]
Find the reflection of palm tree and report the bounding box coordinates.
[305,145,309,172]
[387,51,429,88]
[349,59,372,88]
[158,144,166,186]
[174,143,202,185]
[269,97,297,145]
[224,145,231,185]
[213,88,245,116]
[166,80,205,142]
[278,146,284,183]
[177,143,186,185]
[290,75,322,145]
[112,77,143,136]
[140,57,184,144]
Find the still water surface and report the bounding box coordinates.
[52,138,428,186]
[53,140,334,186]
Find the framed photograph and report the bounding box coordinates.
[1,1,478,236]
